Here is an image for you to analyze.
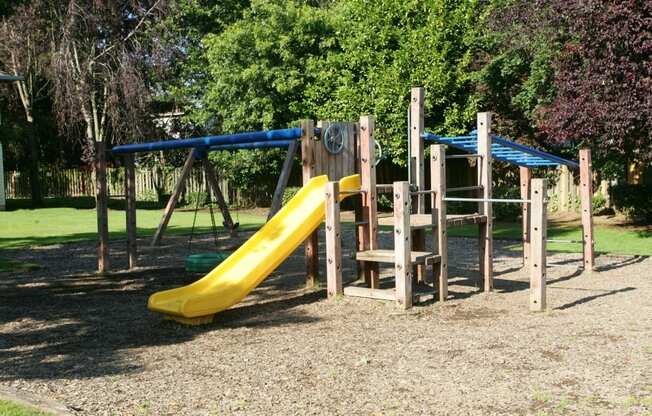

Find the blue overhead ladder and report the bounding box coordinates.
[422,130,579,170]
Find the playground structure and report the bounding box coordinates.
[323,87,594,312]
[103,86,595,323]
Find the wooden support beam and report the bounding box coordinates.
[394,181,412,309]
[410,88,427,283]
[409,87,425,213]
[579,149,595,271]
[359,115,380,288]
[151,149,195,246]
[203,159,238,237]
[268,140,299,220]
[477,112,493,292]
[520,167,531,268]
[530,178,547,312]
[124,154,137,269]
[325,181,342,298]
[431,145,448,302]
[95,140,109,273]
[301,119,319,288]
[560,165,569,212]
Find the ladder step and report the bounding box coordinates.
[356,249,440,265]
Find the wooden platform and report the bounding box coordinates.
[356,249,440,265]
[378,213,487,229]
[343,282,437,303]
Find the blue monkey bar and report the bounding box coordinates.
[112,127,303,154]
[422,131,579,170]
[210,140,294,151]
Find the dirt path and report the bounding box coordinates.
[0,228,650,415]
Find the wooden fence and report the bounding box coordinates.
[4,166,273,207]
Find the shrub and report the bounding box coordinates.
[282,187,301,206]
[592,193,607,214]
[611,184,652,223]
[186,191,208,208]
[493,185,521,220]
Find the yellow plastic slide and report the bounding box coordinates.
[148,174,361,324]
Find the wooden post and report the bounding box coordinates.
[268,140,298,220]
[125,154,137,269]
[520,167,531,268]
[410,87,426,283]
[431,145,448,301]
[477,112,493,292]
[394,181,412,309]
[325,181,342,298]
[0,144,5,211]
[301,119,319,287]
[203,159,238,237]
[95,140,110,273]
[530,178,547,312]
[359,115,379,288]
[151,149,196,246]
[579,149,595,271]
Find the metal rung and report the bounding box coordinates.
[447,186,483,192]
[446,154,481,159]
[546,239,583,244]
[444,197,531,204]
[410,190,436,195]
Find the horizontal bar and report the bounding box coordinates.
[492,135,579,169]
[377,184,417,192]
[444,197,531,204]
[446,154,481,159]
[112,127,303,154]
[210,140,293,151]
[546,239,582,244]
[410,190,436,195]
[447,186,483,192]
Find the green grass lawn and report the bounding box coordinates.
[0,400,52,416]
[1,206,650,256]
[0,207,266,250]
[446,222,652,256]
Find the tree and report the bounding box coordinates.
[0,2,51,205]
[482,0,652,177]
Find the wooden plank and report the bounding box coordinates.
[560,165,569,212]
[359,116,380,288]
[124,154,137,269]
[301,119,319,287]
[579,149,595,271]
[95,140,109,273]
[431,144,448,302]
[520,167,531,268]
[325,181,342,298]
[477,112,493,292]
[356,249,439,265]
[343,286,396,301]
[204,159,238,237]
[530,178,548,312]
[151,149,195,246]
[394,181,412,309]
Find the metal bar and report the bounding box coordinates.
[547,239,583,244]
[492,135,579,169]
[447,185,483,192]
[210,140,294,151]
[444,197,531,203]
[410,189,436,195]
[446,154,481,159]
[112,127,304,154]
